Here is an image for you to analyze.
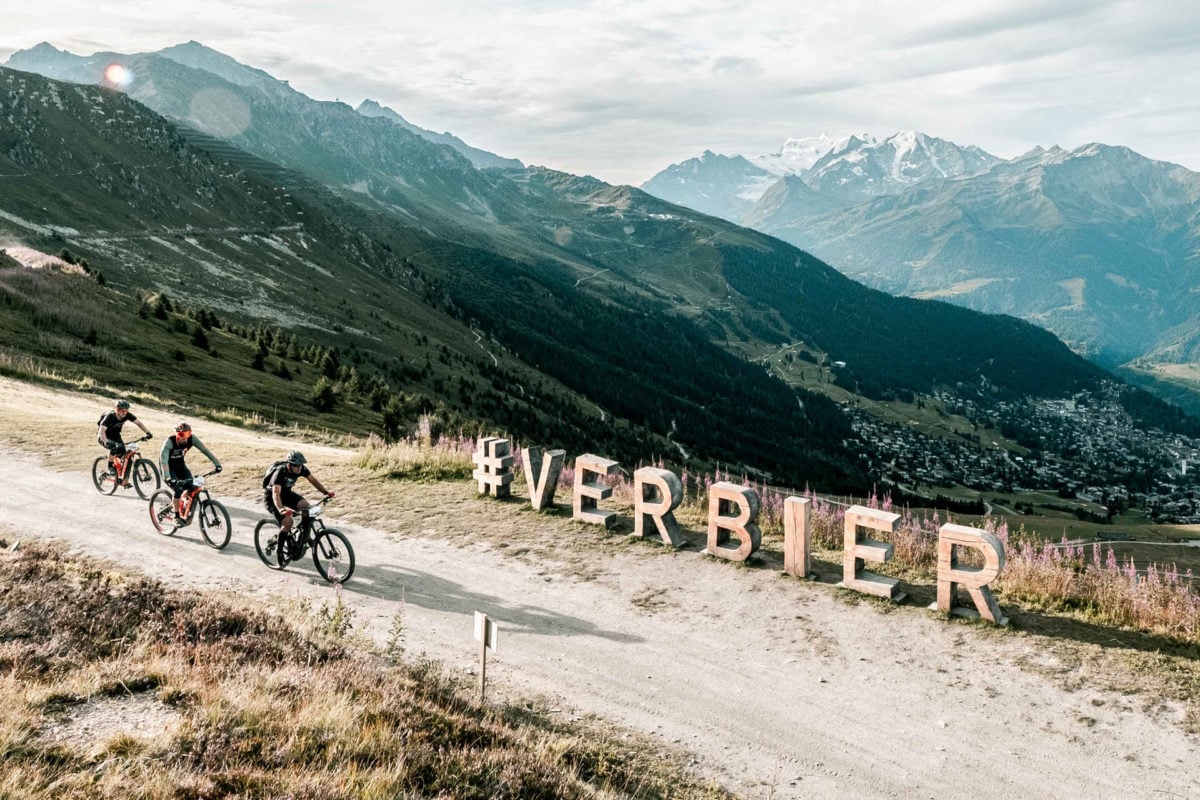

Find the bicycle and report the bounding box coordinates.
[148,469,233,549]
[92,435,160,499]
[253,496,355,584]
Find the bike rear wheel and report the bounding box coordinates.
[199,499,233,550]
[254,519,287,570]
[149,489,177,534]
[312,528,355,584]
[92,456,118,495]
[132,459,161,499]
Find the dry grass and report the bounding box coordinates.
[0,543,731,800]
[352,434,475,482]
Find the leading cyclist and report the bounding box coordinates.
[264,451,334,550]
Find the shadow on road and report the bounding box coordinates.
[159,508,644,645]
[342,560,645,644]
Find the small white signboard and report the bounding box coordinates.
[474,611,498,653]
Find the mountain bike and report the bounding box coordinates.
[148,469,233,549]
[253,496,355,584]
[92,435,160,499]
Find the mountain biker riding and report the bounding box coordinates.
[264,451,334,547]
[160,421,222,519]
[97,399,152,485]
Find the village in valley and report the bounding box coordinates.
[847,383,1200,525]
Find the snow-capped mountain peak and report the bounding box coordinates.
[748,132,876,175]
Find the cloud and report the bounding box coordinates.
[896,0,1116,47]
[4,1,1200,184]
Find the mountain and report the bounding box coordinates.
[7,46,1193,488]
[800,131,1001,201]
[8,42,522,241]
[741,174,841,229]
[157,40,299,100]
[643,131,1000,212]
[750,133,849,175]
[642,132,1200,378]
[355,99,523,171]
[0,63,868,489]
[639,150,774,221]
[760,144,1200,366]
[0,64,619,455]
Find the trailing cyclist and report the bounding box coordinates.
[160,421,222,521]
[263,451,334,556]
[97,399,152,485]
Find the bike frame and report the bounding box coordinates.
[108,434,151,477]
[175,469,220,522]
[284,496,331,555]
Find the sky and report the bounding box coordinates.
[4,0,1200,185]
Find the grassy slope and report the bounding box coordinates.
[0,67,683,464]
[0,542,730,800]
[0,264,378,435]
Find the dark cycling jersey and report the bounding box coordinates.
[265,463,311,491]
[160,433,219,467]
[98,410,138,442]
[160,434,219,498]
[164,433,191,461]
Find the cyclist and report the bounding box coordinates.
[160,421,222,521]
[264,451,334,553]
[97,399,152,485]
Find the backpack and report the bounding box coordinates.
[262,460,288,488]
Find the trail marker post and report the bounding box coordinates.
[474,611,499,703]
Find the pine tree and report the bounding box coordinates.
[152,294,172,319]
[382,396,403,441]
[312,377,337,412]
[319,348,340,379]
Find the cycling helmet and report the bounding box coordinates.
[116,399,131,409]
[286,450,306,466]
[175,421,192,438]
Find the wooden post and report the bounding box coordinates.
[478,633,488,703]
[783,497,813,578]
[474,611,498,703]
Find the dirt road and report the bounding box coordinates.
[1,399,1197,798]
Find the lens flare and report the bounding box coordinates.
[103,63,132,87]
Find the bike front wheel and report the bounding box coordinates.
[132,459,161,499]
[199,499,233,550]
[312,528,355,584]
[92,456,118,495]
[149,489,177,534]
[254,519,286,570]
